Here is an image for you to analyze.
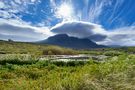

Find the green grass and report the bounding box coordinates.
[0,40,77,55]
[0,54,135,90]
[1,40,135,90]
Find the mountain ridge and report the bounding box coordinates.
[37,34,106,49]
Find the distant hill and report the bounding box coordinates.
[38,34,106,49]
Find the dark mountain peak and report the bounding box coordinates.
[38,34,106,49]
[52,34,69,38]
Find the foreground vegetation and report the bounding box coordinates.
[0,40,135,90]
[0,54,135,90]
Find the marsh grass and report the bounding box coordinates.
[0,54,38,65]
[0,54,135,90]
[1,41,135,90]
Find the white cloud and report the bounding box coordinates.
[51,21,107,38]
[0,0,52,42]
[0,1,5,8]
[0,11,12,19]
[108,0,124,24]
[14,0,22,4]
[0,0,41,19]
[99,26,135,46]
[0,18,53,42]
[74,0,113,23]
[88,1,104,22]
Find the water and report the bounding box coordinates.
[40,54,109,62]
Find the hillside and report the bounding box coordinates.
[38,34,106,49]
[0,40,77,55]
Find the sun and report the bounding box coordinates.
[57,4,73,19]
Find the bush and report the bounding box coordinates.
[26,71,42,80]
[42,46,77,55]
[0,54,38,65]
[1,72,16,79]
[52,61,66,66]
[51,61,87,66]
[34,61,50,68]
[104,51,123,56]
[0,51,6,54]
[67,61,86,66]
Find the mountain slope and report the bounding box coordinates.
[38,34,106,49]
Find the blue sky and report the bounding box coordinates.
[0,0,135,46]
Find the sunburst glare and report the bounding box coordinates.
[57,4,73,20]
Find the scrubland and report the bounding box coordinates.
[0,40,135,90]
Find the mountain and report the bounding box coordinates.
[37,34,106,49]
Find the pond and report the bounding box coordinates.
[0,54,109,62]
[40,54,109,62]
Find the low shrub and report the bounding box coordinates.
[104,51,124,56]
[1,72,16,79]
[0,54,38,65]
[51,61,88,66]
[52,61,66,66]
[42,46,77,55]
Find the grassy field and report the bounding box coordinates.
[0,40,77,55]
[0,40,135,90]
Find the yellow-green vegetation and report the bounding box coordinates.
[1,40,135,90]
[0,54,135,90]
[0,40,77,55]
[42,46,77,55]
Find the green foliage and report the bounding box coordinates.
[0,54,135,89]
[0,54,38,65]
[1,72,16,79]
[51,61,87,66]
[42,46,77,55]
[103,51,124,56]
[1,40,135,89]
[0,40,77,55]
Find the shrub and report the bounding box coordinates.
[0,54,38,65]
[51,61,66,66]
[34,61,50,68]
[1,72,16,79]
[104,51,123,56]
[42,46,77,55]
[51,61,87,66]
[26,71,42,80]
[0,51,6,54]
[66,61,86,66]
